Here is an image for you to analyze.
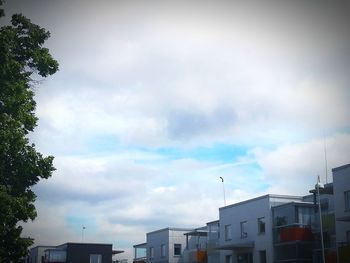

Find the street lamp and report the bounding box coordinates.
[219,177,226,206]
[316,176,325,263]
[82,226,86,242]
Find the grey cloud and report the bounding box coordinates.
[167,108,236,140]
[33,182,130,205]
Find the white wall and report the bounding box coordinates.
[146,228,191,263]
[333,164,350,243]
[219,195,302,263]
[147,229,169,263]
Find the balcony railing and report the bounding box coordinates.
[338,242,350,263]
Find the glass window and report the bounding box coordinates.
[240,221,247,238]
[90,254,102,263]
[174,244,181,256]
[296,206,313,225]
[345,191,350,210]
[259,250,267,263]
[161,244,166,257]
[208,222,220,241]
[149,247,154,258]
[273,205,295,226]
[225,224,232,240]
[258,217,265,234]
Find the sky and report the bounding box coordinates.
[2,0,350,261]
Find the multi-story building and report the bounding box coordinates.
[142,227,194,263]
[206,220,220,263]
[272,200,316,262]
[134,226,214,263]
[218,194,302,263]
[333,164,350,263]
[133,163,350,263]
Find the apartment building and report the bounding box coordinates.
[142,227,194,263]
[133,163,350,263]
[333,164,350,263]
[218,194,302,263]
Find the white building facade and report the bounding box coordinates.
[146,228,193,263]
[332,164,350,263]
[218,195,302,263]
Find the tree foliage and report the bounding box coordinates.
[0,2,59,261]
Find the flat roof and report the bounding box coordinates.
[219,194,302,211]
[147,227,194,235]
[206,219,219,225]
[112,250,124,254]
[332,163,350,172]
[133,243,147,248]
[31,245,56,250]
[62,242,112,245]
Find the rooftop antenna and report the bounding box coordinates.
[219,177,226,206]
[323,133,328,184]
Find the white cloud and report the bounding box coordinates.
[4,1,349,262]
[252,133,350,195]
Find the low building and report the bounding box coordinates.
[26,246,55,263]
[147,227,193,263]
[27,242,123,263]
[133,243,147,263]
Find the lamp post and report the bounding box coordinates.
[219,177,226,206]
[316,176,325,263]
[82,226,86,242]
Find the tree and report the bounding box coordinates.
[0,1,59,261]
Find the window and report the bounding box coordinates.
[240,221,247,238]
[149,247,154,259]
[259,250,267,263]
[225,224,232,240]
[258,217,265,234]
[345,191,350,210]
[90,254,102,263]
[225,255,232,263]
[161,244,166,257]
[174,244,181,256]
[347,231,350,243]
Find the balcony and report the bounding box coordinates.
[338,242,350,263]
[183,249,207,263]
[274,224,314,243]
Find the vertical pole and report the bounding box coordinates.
[317,176,325,263]
[220,177,226,206]
[82,226,86,242]
[323,135,328,184]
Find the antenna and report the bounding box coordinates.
[323,134,328,184]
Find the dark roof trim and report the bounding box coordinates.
[332,163,350,172]
[133,243,147,248]
[147,227,194,235]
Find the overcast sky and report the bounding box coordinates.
[2,0,350,261]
